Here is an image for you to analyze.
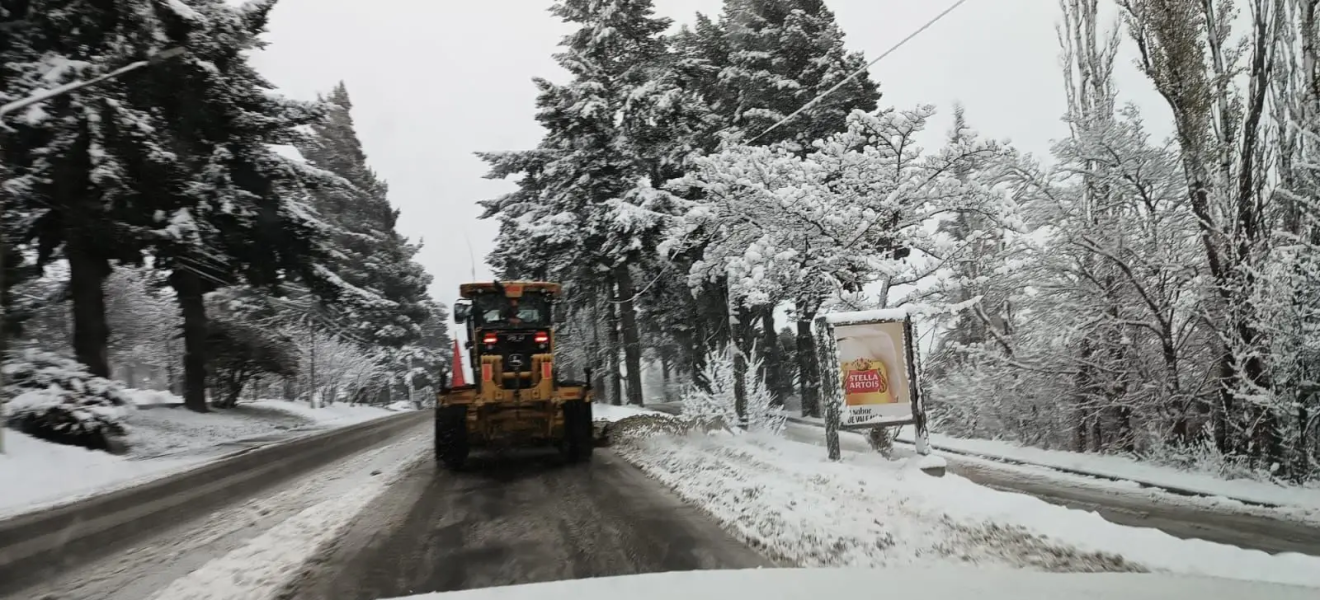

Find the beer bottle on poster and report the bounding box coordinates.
[836,328,896,405]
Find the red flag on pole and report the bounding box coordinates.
[451,338,467,387]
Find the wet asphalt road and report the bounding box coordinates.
[282,448,773,600]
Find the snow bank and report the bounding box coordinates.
[383,566,1316,600]
[824,307,909,324]
[247,399,395,427]
[0,431,202,518]
[615,432,1320,588]
[126,400,394,458]
[1,399,397,516]
[783,412,1320,520]
[593,403,661,422]
[895,429,1320,517]
[123,403,313,458]
[125,388,184,408]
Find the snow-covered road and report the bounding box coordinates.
[4,422,433,600]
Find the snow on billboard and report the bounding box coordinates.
[834,319,913,426]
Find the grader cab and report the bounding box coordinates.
[434,281,594,470]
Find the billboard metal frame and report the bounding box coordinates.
[814,312,931,460]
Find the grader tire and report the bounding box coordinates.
[435,405,469,471]
[560,400,594,463]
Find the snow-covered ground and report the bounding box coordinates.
[0,398,397,517]
[126,399,396,459]
[783,411,1320,517]
[896,428,1320,513]
[593,403,661,422]
[614,430,1320,588]
[0,429,204,518]
[383,567,1317,600]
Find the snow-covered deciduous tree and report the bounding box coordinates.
[1117,0,1304,471]
[668,105,1010,417]
[294,329,387,408]
[681,345,784,434]
[104,267,181,391]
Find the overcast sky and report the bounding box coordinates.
[248,0,1172,309]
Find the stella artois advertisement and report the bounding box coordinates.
[834,320,913,426]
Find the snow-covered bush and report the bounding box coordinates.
[3,348,132,452]
[681,346,785,435]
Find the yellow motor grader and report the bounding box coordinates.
[435,281,594,470]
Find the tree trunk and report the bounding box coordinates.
[795,299,820,418]
[65,237,112,378]
[52,122,112,379]
[171,268,209,413]
[614,264,645,406]
[166,336,181,395]
[606,294,622,406]
[589,298,605,392]
[759,307,784,406]
[728,298,754,425]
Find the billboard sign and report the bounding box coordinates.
[834,319,913,427]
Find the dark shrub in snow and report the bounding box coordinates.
[2,349,131,452]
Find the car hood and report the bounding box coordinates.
[380,566,1317,600]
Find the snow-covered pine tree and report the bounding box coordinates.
[295,83,436,361]
[114,0,335,412]
[712,0,881,150]
[480,0,676,406]
[0,0,188,378]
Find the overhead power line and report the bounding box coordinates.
[747,0,972,144]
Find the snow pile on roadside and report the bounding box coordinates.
[124,403,314,458]
[125,388,184,407]
[616,432,1320,587]
[0,430,202,518]
[248,399,396,426]
[895,429,1320,514]
[593,403,661,422]
[1,399,398,517]
[126,400,395,458]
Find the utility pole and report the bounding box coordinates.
[0,45,186,454]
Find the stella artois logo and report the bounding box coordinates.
[843,358,888,394]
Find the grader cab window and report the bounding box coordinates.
[473,293,551,326]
